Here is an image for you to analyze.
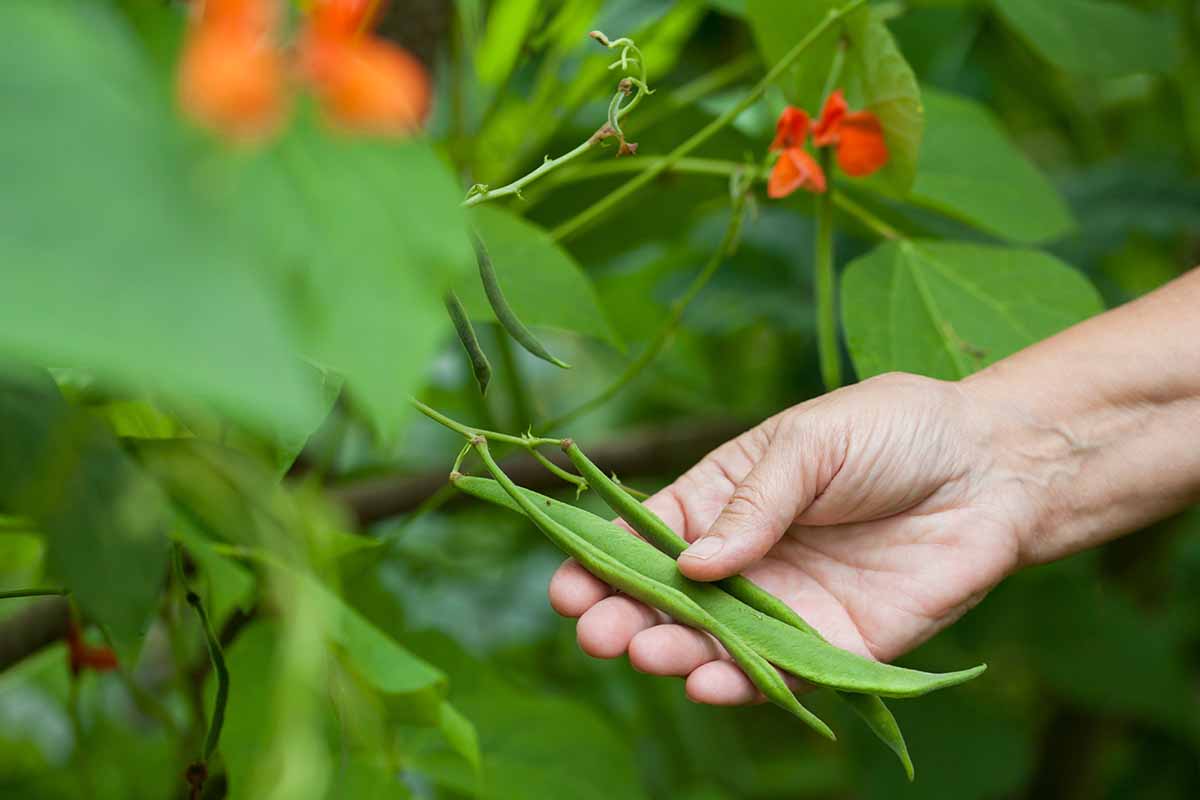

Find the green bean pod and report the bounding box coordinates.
[454,476,986,698]
[461,447,835,740]
[444,291,492,395]
[563,441,914,779]
[472,231,570,369]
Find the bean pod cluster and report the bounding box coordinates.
[450,436,989,780]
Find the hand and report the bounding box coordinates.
[547,373,1031,706]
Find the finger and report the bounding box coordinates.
[628,623,725,676]
[679,420,826,581]
[685,660,764,706]
[548,558,611,618]
[576,594,664,659]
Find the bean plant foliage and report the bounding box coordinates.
[1,1,1197,799]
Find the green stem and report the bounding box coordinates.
[815,148,842,392]
[0,588,66,599]
[530,449,588,494]
[462,32,651,208]
[186,590,227,762]
[549,0,867,243]
[527,157,903,240]
[494,327,537,429]
[410,398,562,448]
[541,188,750,431]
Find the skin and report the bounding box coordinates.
[549,267,1200,706]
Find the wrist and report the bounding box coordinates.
[960,353,1200,570]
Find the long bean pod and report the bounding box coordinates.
[444,290,492,395]
[462,447,835,740]
[563,441,914,778]
[454,476,986,698]
[472,231,570,369]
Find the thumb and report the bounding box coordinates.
[677,430,821,581]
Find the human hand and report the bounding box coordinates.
[547,373,1032,706]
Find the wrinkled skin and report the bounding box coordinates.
[549,373,1031,705]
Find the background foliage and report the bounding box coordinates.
[1,0,1198,798]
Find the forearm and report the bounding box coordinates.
[962,267,1200,566]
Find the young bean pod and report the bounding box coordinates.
[472,231,571,369]
[454,476,987,698]
[444,290,492,395]
[461,446,835,740]
[563,441,914,778]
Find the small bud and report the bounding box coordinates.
[617,140,638,157]
[589,30,611,46]
[618,77,633,95]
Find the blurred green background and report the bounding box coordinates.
[2,0,1198,798]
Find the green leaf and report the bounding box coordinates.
[459,206,619,346]
[475,0,541,86]
[898,88,1075,244]
[0,371,169,662]
[222,128,473,439]
[746,2,923,191]
[0,0,322,436]
[992,0,1178,78]
[841,240,1104,381]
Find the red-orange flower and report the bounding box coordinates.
[770,106,811,152]
[300,0,431,135]
[768,148,826,198]
[812,89,888,178]
[65,620,119,677]
[177,0,286,142]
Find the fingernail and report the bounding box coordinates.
[683,536,724,560]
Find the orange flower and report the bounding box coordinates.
[65,620,119,677]
[768,148,826,198]
[301,0,431,135]
[769,106,811,152]
[812,89,888,178]
[177,0,285,142]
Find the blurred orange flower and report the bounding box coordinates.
[177,0,431,141]
[768,148,826,198]
[177,0,285,142]
[301,0,431,135]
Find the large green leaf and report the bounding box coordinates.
[458,206,619,345]
[899,88,1075,244]
[992,0,1178,78]
[0,0,321,436]
[746,2,923,192]
[0,371,168,662]
[841,240,1104,380]
[222,128,473,438]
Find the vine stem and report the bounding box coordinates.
[462,32,651,208]
[549,0,868,243]
[0,588,67,600]
[410,398,562,448]
[524,156,902,240]
[815,147,841,391]
[541,186,751,432]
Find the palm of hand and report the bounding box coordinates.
[548,375,1024,704]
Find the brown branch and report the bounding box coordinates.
[333,417,747,526]
[0,596,70,672]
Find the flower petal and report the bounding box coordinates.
[767,148,827,198]
[310,0,382,39]
[812,89,848,147]
[305,37,431,136]
[769,106,811,152]
[178,22,286,142]
[836,111,889,177]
